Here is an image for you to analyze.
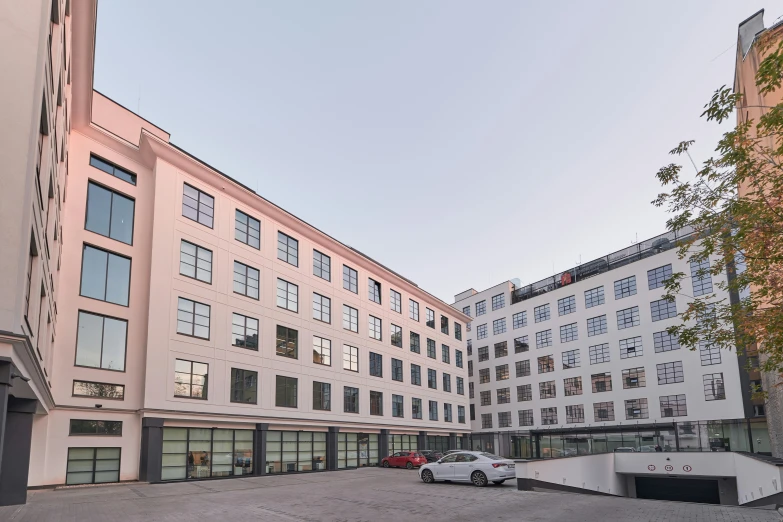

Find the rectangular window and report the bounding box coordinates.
[390,289,401,313]
[312,250,331,281]
[368,278,381,304]
[412,398,423,419]
[442,344,450,363]
[411,363,421,385]
[463,305,471,316]
[80,244,130,306]
[690,258,713,296]
[587,315,607,337]
[660,394,687,417]
[653,331,680,352]
[470,404,476,421]
[614,276,637,299]
[235,210,260,249]
[591,372,612,393]
[429,400,438,421]
[651,299,677,322]
[514,336,529,353]
[275,375,298,408]
[456,376,464,395]
[657,361,684,384]
[312,293,331,323]
[519,409,534,426]
[69,419,123,436]
[558,295,576,316]
[594,401,615,421]
[620,336,643,359]
[75,311,127,371]
[370,352,383,377]
[232,313,259,350]
[534,304,550,323]
[182,183,214,228]
[625,398,648,420]
[428,369,437,389]
[455,349,463,368]
[455,323,462,341]
[391,358,403,382]
[518,384,533,402]
[469,381,474,398]
[481,413,492,429]
[443,373,452,392]
[343,345,359,372]
[479,368,490,384]
[516,359,531,377]
[277,231,298,267]
[313,381,331,411]
[562,349,580,369]
[589,343,610,365]
[564,377,582,396]
[477,323,487,339]
[84,182,136,245]
[72,380,125,400]
[467,339,473,355]
[409,299,419,321]
[410,332,421,353]
[312,336,331,366]
[468,360,473,377]
[276,325,298,359]
[368,315,382,341]
[234,261,260,300]
[492,293,505,310]
[480,391,491,406]
[343,305,358,332]
[584,286,605,308]
[535,329,552,348]
[497,411,511,427]
[493,318,507,335]
[427,338,436,359]
[541,407,557,425]
[344,386,359,413]
[475,300,486,316]
[616,306,640,330]
[441,315,449,335]
[65,447,120,485]
[496,364,509,381]
[560,323,578,343]
[392,395,404,418]
[704,373,726,400]
[477,346,489,362]
[90,154,136,184]
[494,341,508,358]
[391,324,402,347]
[343,265,358,293]
[230,368,258,404]
[179,240,212,284]
[537,355,555,374]
[512,311,527,329]
[566,404,584,423]
[622,367,646,389]
[426,308,435,328]
[174,359,208,399]
[648,264,672,290]
[699,341,721,365]
[458,405,466,424]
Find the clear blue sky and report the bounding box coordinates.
[94,1,782,304]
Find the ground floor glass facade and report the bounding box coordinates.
[388,434,417,454]
[161,427,253,481]
[65,447,121,485]
[266,431,326,473]
[337,433,378,468]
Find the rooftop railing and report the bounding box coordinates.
[510,226,698,304]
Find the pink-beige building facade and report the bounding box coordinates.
[0,0,469,503]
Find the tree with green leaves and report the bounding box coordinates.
[652,38,783,406]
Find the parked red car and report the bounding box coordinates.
[381,451,427,469]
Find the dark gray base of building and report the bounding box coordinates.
[0,360,38,506]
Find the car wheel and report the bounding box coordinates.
[471,471,488,487]
[382,461,389,468]
[406,462,414,470]
[492,480,505,485]
[421,469,434,484]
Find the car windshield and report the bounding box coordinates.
[480,453,504,460]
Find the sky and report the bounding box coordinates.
[94,1,783,305]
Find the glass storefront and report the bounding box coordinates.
[66,447,121,485]
[427,435,450,453]
[162,427,254,481]
[266,431,327,473]
[389,434,418,454]
[337,433,379,468]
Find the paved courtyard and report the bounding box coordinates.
[0,467,778,522]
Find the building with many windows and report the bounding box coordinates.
[0,0,468,502]
[454,228,768,458]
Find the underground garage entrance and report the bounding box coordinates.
[635,477,720,504]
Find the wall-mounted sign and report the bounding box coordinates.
[664,465,673,472]
[647,465,656,471]
[683,465,692,472]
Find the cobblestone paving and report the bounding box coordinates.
[0,468,778,521]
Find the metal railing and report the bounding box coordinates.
[511,226,698,304]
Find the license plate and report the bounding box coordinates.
[507,464,515,469]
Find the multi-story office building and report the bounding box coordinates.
[455,228,768,457]
[0,0,468,503]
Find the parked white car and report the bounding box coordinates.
[418,451,516,487]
